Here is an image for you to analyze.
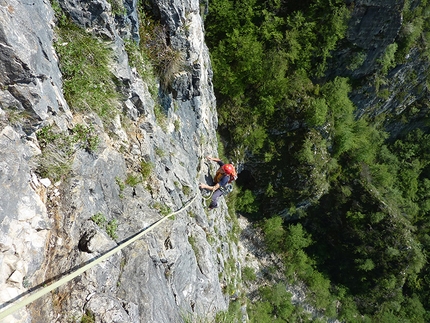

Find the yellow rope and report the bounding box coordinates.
[0,194,197,321]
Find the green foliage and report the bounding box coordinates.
[54,14,120,119]
[81,310,95,323]
[138,18,185,89]
[284,223,312,251]
[36,124,99,182]
[106,219,118,239]
[242,266,257,282]
[396,0,430,62]
[347,51,367,70]
[188,235,199,258]
[115,176,126,192]
[206,0,430,321]
[377,43,398,75]
[107,0,126,16]
[152,202,171,216]
[91,212,107,227]
[182,185,191,196]
[154,105,168,132]
[174,119,180,132]
[262,216,285,253]
[91,213,118,239]
[140,160,153,180]
[307,98,328,127]
[236,189,259,213]
[125,173,141,187]
[71,124,100,152]
[154,146,166,158]
[205,0,348,154]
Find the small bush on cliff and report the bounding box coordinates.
[138,17,185,90]
[377,43,398,76]
[91,213,118,240]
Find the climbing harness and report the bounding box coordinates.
[0,195,197,321]
[219,183,233,195]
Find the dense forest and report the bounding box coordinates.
[205,0,430,321]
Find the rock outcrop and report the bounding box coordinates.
[328,0,430,125]
[0,0,239,322]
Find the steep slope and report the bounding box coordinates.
[0,0,240,322]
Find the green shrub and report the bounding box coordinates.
[115,177,125,192]
[91,212,107,227]
[152,202,171,216]
[140,160,153,180]
[91,213,118,239]
[347,51,367,70]
[262,216,285,253]
[377,43,398,75]
[153,104,168,132]
[106,219,118,239]
[139,20,185,89]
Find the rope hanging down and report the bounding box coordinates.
[0,194,197,321]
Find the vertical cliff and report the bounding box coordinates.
[0,0,241,322]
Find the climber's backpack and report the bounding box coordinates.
[213,165,236,184]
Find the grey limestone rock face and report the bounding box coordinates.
[0,126,50,322]
[0,0,233,321]
[0,0,71,132]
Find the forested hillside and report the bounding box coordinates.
[205,0,430,321]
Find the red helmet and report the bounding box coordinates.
[222,164,235,175]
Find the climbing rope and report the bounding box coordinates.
[201,190,213,200]
[0,194,197,321]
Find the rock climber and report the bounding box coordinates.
[199,156,237,210]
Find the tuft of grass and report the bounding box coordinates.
[54,13,120,120]
[154,146,165,158]
[188,235,199,258]
[139,21,185,90]
[106,219,118,239]
[182,185,191,196]
[124,39,158,95]
[174,119,180,132]
[81,310,95,323]
[115,177,125,192]
[125,173,141,187]
[140,160,153,180]
[70,124,100,152]
[107,0,126,16]
[242,266,257,283]
[152,202,171,216]
[154,104,168,132]
[91,212,107,227]
[36,124,99,182]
